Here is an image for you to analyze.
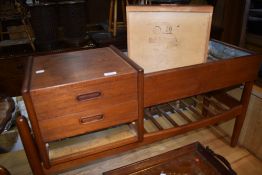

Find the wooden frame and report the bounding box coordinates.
[126,5,213,73]
[16,41,261,174]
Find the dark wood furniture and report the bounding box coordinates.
[19,46,143,172]
[17,41,261,174]
[103,142,236,175]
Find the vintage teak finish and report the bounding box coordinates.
[17,41,261,175]
[29,48,139,142]
[20,46,144,174]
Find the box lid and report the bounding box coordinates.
[127,5,213,73]
[29,47,136,90]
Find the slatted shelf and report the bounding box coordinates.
[144,92,241,134]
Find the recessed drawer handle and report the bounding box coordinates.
[80,114,104,124]
[76,91,101,101]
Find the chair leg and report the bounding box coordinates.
[22,18,36,51]
[108,0,114,33]
[113,0,118,37]
[0,21,3,41]
[122,0,126,24]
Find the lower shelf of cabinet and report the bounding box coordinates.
[143,91,242,141]
[48,123,138,165]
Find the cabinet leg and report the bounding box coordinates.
[231,81,253,147]
[16,116,44,175]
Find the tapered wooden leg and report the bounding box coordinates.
[231,81,253,147]
[16,116,44,175]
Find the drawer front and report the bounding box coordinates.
[30,74,137,121]
[39,99,138,142]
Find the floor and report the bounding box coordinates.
[0,125,262,175]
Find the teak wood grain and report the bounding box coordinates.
[16,116,44,175]
[39,99,138,142]
[144,55,261,107]
[22,56,51,168]
[109,46,145,142]
[30,47,136,90]
[19,41,262,175]
[31,74,137,121]
[22,47,141,167]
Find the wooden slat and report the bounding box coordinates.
[205,96,229,111]
[155,106,178,127]
[144,105,243,142]
[202,105,217,116]
[144,109,163,130]
[167,103,193,123]
[180,100,203,119]
[144,119,158,133]
[206,99,223,116]
[212,92,241,109]
[191,97,217,116]
[165,104,175,113]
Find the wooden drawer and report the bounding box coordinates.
[31,74,137,121]
[22,46,143,167]
[39,99,138,142]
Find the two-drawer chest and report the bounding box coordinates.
[20,46,144,171]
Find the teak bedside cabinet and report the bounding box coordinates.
[17,41,261,175]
